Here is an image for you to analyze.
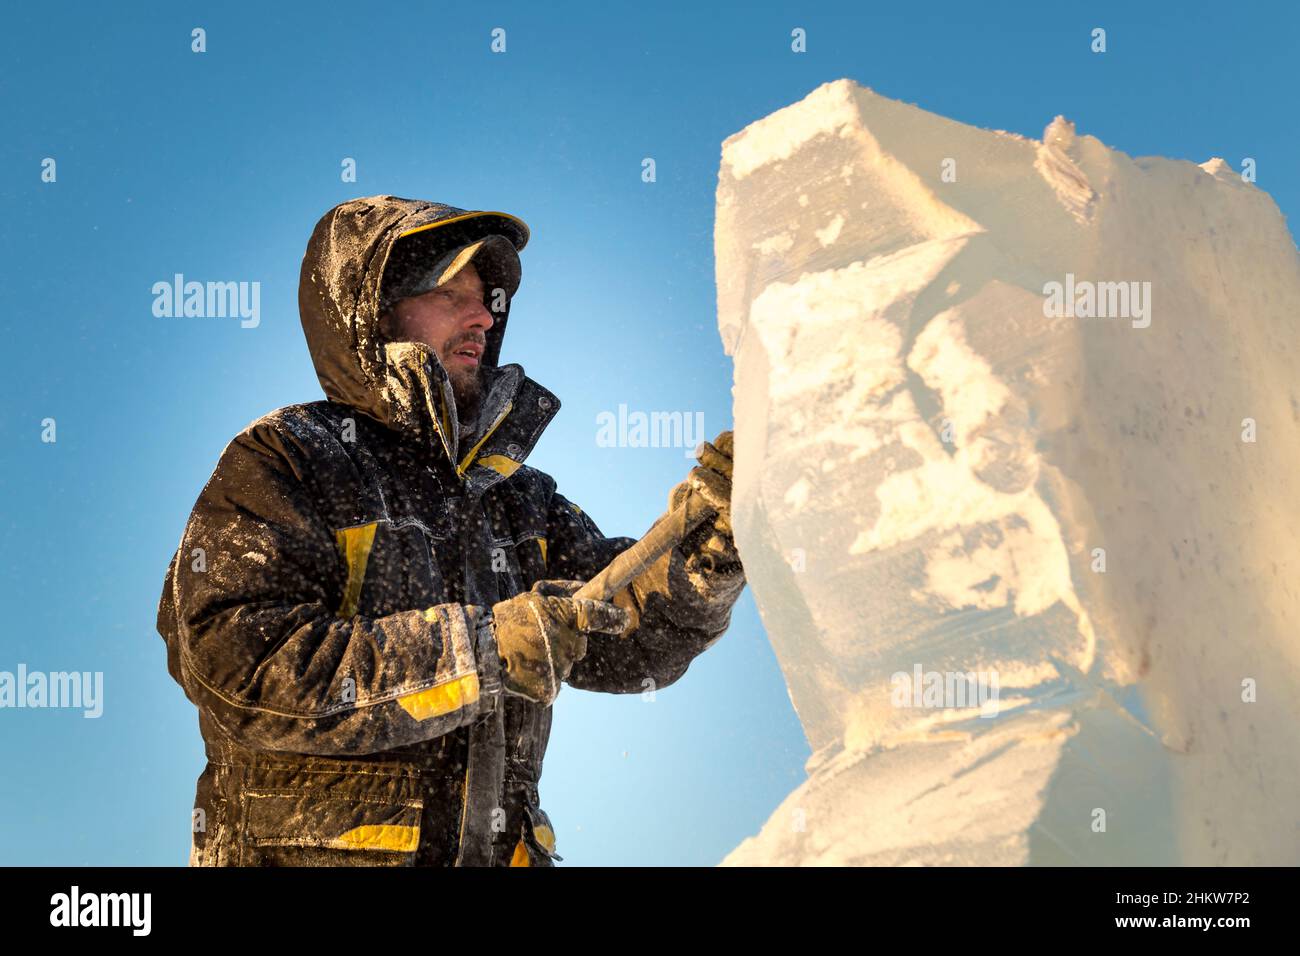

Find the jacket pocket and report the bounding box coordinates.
[337,518,447,618]
[237,787,424,867]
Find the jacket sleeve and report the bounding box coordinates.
[544,490,745,694]
[156,417,503,757]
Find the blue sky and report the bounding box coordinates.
[1,1,1295,865]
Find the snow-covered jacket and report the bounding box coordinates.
[156,195,745,866]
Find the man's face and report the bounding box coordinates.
[379,262,495,423]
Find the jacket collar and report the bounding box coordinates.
[381,339,559,493]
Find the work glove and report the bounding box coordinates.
[668,430,744,581]
[489,580,631,706]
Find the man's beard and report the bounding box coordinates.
[449,364,483,430]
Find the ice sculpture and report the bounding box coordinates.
[717,79,1300,865]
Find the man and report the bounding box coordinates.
[156,195,746,866]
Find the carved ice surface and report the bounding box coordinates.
[717,79,1300,865]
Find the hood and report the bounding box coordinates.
[299,196,553,475]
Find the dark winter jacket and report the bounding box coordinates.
[156,196,745,866]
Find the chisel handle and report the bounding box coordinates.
[573,494,717,608]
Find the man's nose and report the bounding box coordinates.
[462,298,495,331]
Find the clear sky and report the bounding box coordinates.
[1,1,1295,866]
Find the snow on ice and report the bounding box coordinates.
[716,78,1300,865]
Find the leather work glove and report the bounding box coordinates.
[668,430,743,579]
[489,580,631,706]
